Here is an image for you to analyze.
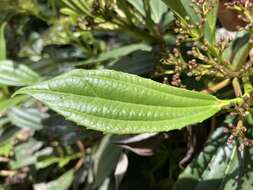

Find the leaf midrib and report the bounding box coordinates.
[21,89,221,109]
[47,76,218,106]
[67,70,216,101]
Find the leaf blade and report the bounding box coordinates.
[174,127,253,190]
[0,23,6,61]
[15,69,223,134]
[150,0,167,23]
[0,60,40,86]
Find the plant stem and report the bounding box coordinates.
[232,78,242,97]
[220,97,243,107]
[202,79,230,94]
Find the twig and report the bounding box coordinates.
[202,79,231,94]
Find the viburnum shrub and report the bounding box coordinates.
[2,0,253,189]
[16,1,253,147]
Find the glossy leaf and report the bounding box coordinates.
[15,69,224,134]
[174,127,253,190]
[0,60,40,86]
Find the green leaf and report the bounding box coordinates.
[36,153,81,169]
[10,139,52,169]
[150,0,167,23]
[162,0,187,18]
[127,0,145,16]
[34,170,74,190]
[174,127,253,190]
[42,115,94,146]
[74,43,151,66]
[232,35,253,71]
[0,23,6,61]
[15,69,224,134]
[0,60,40,86]
[93,135,122,188]
[0,95,27,113]
[107,50,155,74]
[8,107,48,130]
[204,0,218,44]
[0,117,9,127]
[181,0,200,22]
[163,0,199,23]
[0,138,12,156]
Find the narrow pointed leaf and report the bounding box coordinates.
[204,0,218,44]
[15,69,224,134]
[0,23,6,61]
[163,0,199,23]
[162,0,187,18]
[232,34,253,71]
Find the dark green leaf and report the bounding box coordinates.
[232,35,253,71]
[42,115,97,145]
[174,127,253,190]
[74,43,151,66]
[204,0,218,44]
[34,169,74,190]
[107,50,155,74]
[163,0,199,23]
[93,135,122,188]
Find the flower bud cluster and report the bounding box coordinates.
[224,120,253,151]
[224,0,253,30]
[223,94,253,150]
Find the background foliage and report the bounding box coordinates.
[1,0,253,190]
